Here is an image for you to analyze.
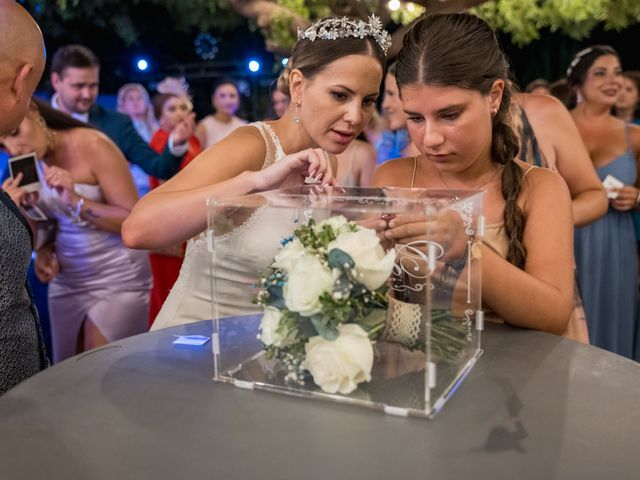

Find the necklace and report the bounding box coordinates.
[435,164,502,191]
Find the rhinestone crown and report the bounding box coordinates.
[297,15,392,55]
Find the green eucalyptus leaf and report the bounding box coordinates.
[327,248,355,271]
[310,315,339,340]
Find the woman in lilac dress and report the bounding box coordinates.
[568,46,640,359]
[0,99,151,363]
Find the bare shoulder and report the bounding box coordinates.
[354,139,376,156]
[373,156,416,188]
[353,140,376,163]
[516,159,570,202]
[520,93,571,125]
[68,127,124,164]
[194,123,267,171]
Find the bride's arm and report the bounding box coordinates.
[122,127,331,250]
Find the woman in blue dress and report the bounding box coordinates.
[568,46,640,359]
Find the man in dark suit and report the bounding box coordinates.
[49,45,193,179]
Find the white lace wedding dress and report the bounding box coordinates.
[151,122,288,330]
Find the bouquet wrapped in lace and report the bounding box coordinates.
[255,215,396,394]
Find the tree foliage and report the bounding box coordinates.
[25,0,242,45]
[472,0,640,45]
[25,0,640,49]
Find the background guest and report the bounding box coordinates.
[195,78,247,149]
[524,78,551,95]
[147,92,202,326]
[549,78,573,107]
[377,62,419,164]
[271,89,290,119]
[615,71,640,125]
[117,83,159,197]
[568,45,640,359]
[50,45,193,179]
[1,99,151,363]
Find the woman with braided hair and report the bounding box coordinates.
[374,13,574,334]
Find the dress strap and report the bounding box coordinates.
[518,107,543,167]
[261,122,286,165]
[411,156,418,188]
[522,164,537,180]
[250,121,286,170]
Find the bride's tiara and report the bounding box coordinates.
[297,15,392,55]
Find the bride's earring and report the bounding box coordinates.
[294,103,301,125]
[576,90,584,104]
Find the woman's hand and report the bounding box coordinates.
[250,148,336,192]
[171,113,196,146]
[43,164,80,208]
[2,173,27,205]
[610,186,639,211]
[382,210,468,262]
[1,174,39,208]
[35,246,60,283]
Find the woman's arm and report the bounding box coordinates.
[522,94,607,226]
[122,126,332,250]
[481,167,574,334]
[51,131,139,233]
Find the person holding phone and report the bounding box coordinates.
[0,0,48,394]
[0,98,152,363]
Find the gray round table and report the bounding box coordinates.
[1,321,639,479]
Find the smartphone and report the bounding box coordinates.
[8,153,40,193]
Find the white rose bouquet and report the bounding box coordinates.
[255,215,396,394]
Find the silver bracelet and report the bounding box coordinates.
[69,197,84,224]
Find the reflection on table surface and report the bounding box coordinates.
[1,320,640,480]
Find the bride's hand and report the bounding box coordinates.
[250,148,335,192]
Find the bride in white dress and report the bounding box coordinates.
[123,16,390,329]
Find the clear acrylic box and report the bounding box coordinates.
[207,186,484,418]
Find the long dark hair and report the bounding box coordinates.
[30,97,96,131]
[566,45,619,109]
[396,13,526,268]
[276,17,386,96]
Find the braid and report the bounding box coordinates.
[492,88,527,268]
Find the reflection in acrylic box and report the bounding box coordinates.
[207,186,484,418]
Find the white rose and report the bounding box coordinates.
[283,254,338,316]
[260,307,296,347]
[273,238,306,273]
[315,215,351,235]
[328,227,396,290]
[303,323,374,394]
